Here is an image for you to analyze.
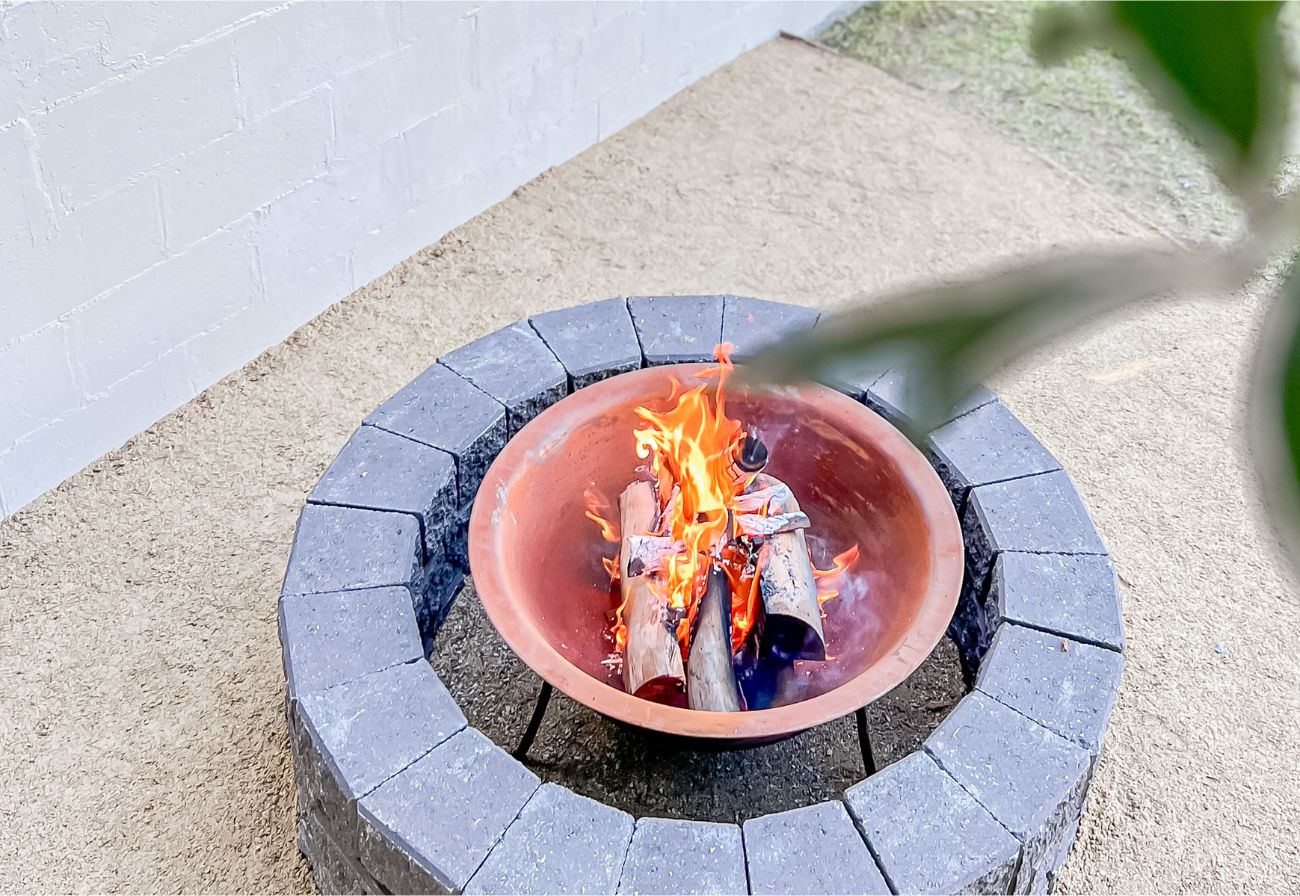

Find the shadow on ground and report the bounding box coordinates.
[431,579,964,822]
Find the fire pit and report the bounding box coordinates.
[279,294,1126,895]
[470,360,963,745]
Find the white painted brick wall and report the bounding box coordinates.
[0,0,851,518]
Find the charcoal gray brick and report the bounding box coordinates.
[617,818,745,895]
[299,812,384,895]
[440,321,569,435]
[365,362,507,506]
[988,552,1125,652]
[962,470,1108,586]
[927,401,1061,509]
[947,565,997,684]
[743,800,888,895]
[866,366,995,433]
[845,752,1020,895]
[282,504,422,598]
[818,358,891,402]
[299,661,466,806]
[359,727,540,895]
[309,425,458,563]
[465,783,634,895]
[925,691,1091,890]
[627,295,725,365]
[443,500,474,582]
[530,297,642,388]
[1045,811,1082,889]
[422,560,466,631]
[280,586,423,699]
[809,311,892,400]
[977,624,1125,759]
[721,295,819,360]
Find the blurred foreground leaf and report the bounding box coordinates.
[745,247,1217,435]
[1252,259,1300,563]
[1033,1,1287,201]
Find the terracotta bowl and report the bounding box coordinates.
[469,364,963,746]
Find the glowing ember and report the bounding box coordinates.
[587,345,860,710]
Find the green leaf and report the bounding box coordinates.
[1032,1,1287,200]
[1252,257,1300,565]
[1030,3,1100,64]
[743,249,1188,436]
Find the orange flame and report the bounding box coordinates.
[584,488,620,543]
[813,545,860,608]
[589,344,859,661]
[723,540,762,653]
[633,344,745,622]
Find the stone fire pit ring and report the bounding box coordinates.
[279,295,1126,895]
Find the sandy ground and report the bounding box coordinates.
[1,37,1297,893]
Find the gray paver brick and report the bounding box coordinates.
[282,504,422,598]
[530,297,642,388]
[845,751,1020,895]
[962,470,1108,585]
[866,366,995,433]
[743,800,889,895]
[721,295,819,360]
[440,321,569,435]
[359,728,540,894]
[365,361,507,506]
[280,586,423,698]
[309,425,458,562]
[299,662,467,803]
[927,400,1061,508]
[977,623,1125,758]
[988,552,1125,652]
[617,817,745,895]
[627,295,725,365]
[925,691,1091,888]
[465,783,634,895]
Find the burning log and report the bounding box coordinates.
[687,565,743,712]
[618,481,686,703]
[734,510,810,538]
[588,347,858,713]
[751,474,826,661]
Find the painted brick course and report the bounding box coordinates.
[0,1,845,519]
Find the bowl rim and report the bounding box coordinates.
[468,363,964,741]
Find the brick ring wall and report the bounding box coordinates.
[279,295,1126,896]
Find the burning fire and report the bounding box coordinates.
[589,344,856,663]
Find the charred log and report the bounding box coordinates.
[686,565,743,712]
[618,481,686,703]
[750,474,826,661]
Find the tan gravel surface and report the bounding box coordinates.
[2,38,1296,893]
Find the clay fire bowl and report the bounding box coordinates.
[469,364,963,746]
